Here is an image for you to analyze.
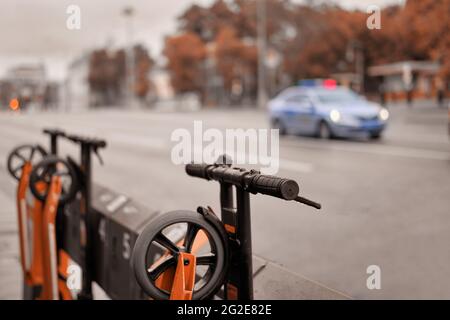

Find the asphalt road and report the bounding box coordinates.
[0,103,449,299]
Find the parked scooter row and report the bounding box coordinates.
[7,129,105,299]
[7,129,321,300]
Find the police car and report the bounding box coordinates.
[269,80,389,139]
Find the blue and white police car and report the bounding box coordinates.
[269,80,389,139]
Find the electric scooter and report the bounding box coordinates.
[6,129,71,299]
[29,133,107,300]
[132,157,321,300]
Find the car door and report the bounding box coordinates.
[282,94,316,134]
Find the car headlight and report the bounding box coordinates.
[330,109,341,123]
[330,110,360,126]
[379,108,389,121]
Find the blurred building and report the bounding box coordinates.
[148,65,174,101]
[65,53,91,112]
[203,42,225,107]
[0,64,50,110]
[149,65,201,111]
[0,80,14,110]
[368,61,446,104]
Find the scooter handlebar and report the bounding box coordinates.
[186,163,320,208]
[185,163,210,180]
[42,129,107,149]
[43,128,66,137]
[65,134,107,149]
[247,174,299,201]
[186,163,299,200]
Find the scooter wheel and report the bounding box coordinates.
[29,156,79,205]
[132,210,228,300]
[7,144,47,180]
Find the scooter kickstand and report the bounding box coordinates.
[169,252,196,300]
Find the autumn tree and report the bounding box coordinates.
[178,0,236,42]
[88,45,153,106]
[167,0,450,102]
[356,0,450,83]
[88,49,125,105]
[215,26,258,101]
[164,32,206,95]
[282,5,366,80]
[133,45,154,101]
[172,0,288,103]
[399,0,450,78]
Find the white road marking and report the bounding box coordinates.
[282,139,450,161]
[109,133,166,150]
[280,158,314,173]
[3,114,447,171]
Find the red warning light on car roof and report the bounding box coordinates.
[323,79,337,89]
[9,98,20,111]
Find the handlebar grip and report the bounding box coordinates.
[66,134,107,148]
[43,128,65,137]
[95,140,107,148]
[248,175,299,200]
[185,163,210,180]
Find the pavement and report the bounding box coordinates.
[0,168,21,299]
[0,102,449,299]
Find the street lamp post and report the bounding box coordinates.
[257,0,267,109]
[347,40,365,94]
[123,6,135,108]
[355,43,365,94]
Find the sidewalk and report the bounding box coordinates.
[0,170,21,299]
[386,98,449,110]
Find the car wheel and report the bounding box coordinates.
[318,121,332,139]
[370,132,382,140]
[272,119,287,136]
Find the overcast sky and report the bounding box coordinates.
[0,0,404,80]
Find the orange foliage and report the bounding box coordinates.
[215,26,257,92]
[164,32,206,94]
[88,45,153,102]
[167,0,450,98]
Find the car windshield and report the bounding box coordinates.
[316,89,362,104]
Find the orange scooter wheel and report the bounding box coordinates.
[29,156,79,205]
[7,144,47,181]
[132,210,228,300]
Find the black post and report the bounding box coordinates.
[235,188,253,300]
[50,135,58,155]
[78,143,93,299]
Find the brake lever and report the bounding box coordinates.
[295,196,322,210]
[93,147,104,166]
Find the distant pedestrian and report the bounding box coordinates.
[406,90,413,107]
[437,89,444,107]
[378,82,385,106]
[436,78,445,108]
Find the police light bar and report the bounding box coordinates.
[323,79,337,89]
[297,79,319,87]
[298,79,337,89]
